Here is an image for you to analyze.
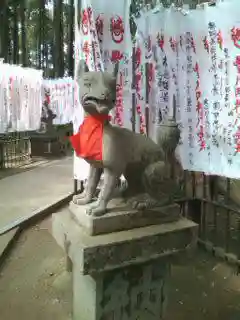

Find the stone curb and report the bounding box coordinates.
[0,229,21,269]
[0,192,73,268]
[0,192,73,236]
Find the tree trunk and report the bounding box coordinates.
[37,0,45,69]
[0,0,7,59]
[13,1,19,64]
[20,0,27,66]
[68,0,74,77]
[54,0,64,77]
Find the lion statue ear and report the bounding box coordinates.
[76,60,89,80]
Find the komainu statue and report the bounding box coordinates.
[70,60,183,217]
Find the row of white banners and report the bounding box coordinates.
[0,63,74,133]
[73,0,240,180]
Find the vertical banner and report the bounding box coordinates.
[134,7,177,142]
[73,0,132,181]
[177,1,240,178]
[42,78,74,126]
[73,0,90,181]
[135,2,240,179]
[0,63,43,133]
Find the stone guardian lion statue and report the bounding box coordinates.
[70,60,182,216]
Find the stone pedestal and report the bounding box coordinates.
[52,206,198,320]
[73,258,170,320]
[69,199,181,236]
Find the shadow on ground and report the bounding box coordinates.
[0,157,63,180]
[0,217,240,320]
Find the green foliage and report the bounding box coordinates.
[0,0,74,77]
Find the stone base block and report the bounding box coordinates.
[73,259,170,320]
[52,209,197,275]
[52,209,198,320]
[69,199,181,236]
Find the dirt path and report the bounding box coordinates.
[166,253,240,320]
[0,219,72,320]
[0,218,240,320]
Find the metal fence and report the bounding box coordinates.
[0,132,30,168]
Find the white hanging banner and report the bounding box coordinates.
[73,0,92,181]
[134,7,179,141]
[176,1,240,179]
[73,0,132,180]
[135,2,240,180]
[42,78,74,126]
[0,63,43,133]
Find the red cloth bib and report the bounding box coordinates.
[70,114,109,161]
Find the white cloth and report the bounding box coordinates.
[73,0,132,180]
[135,3,240,179]
[42,78,74,125]
[0,63,43,133]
